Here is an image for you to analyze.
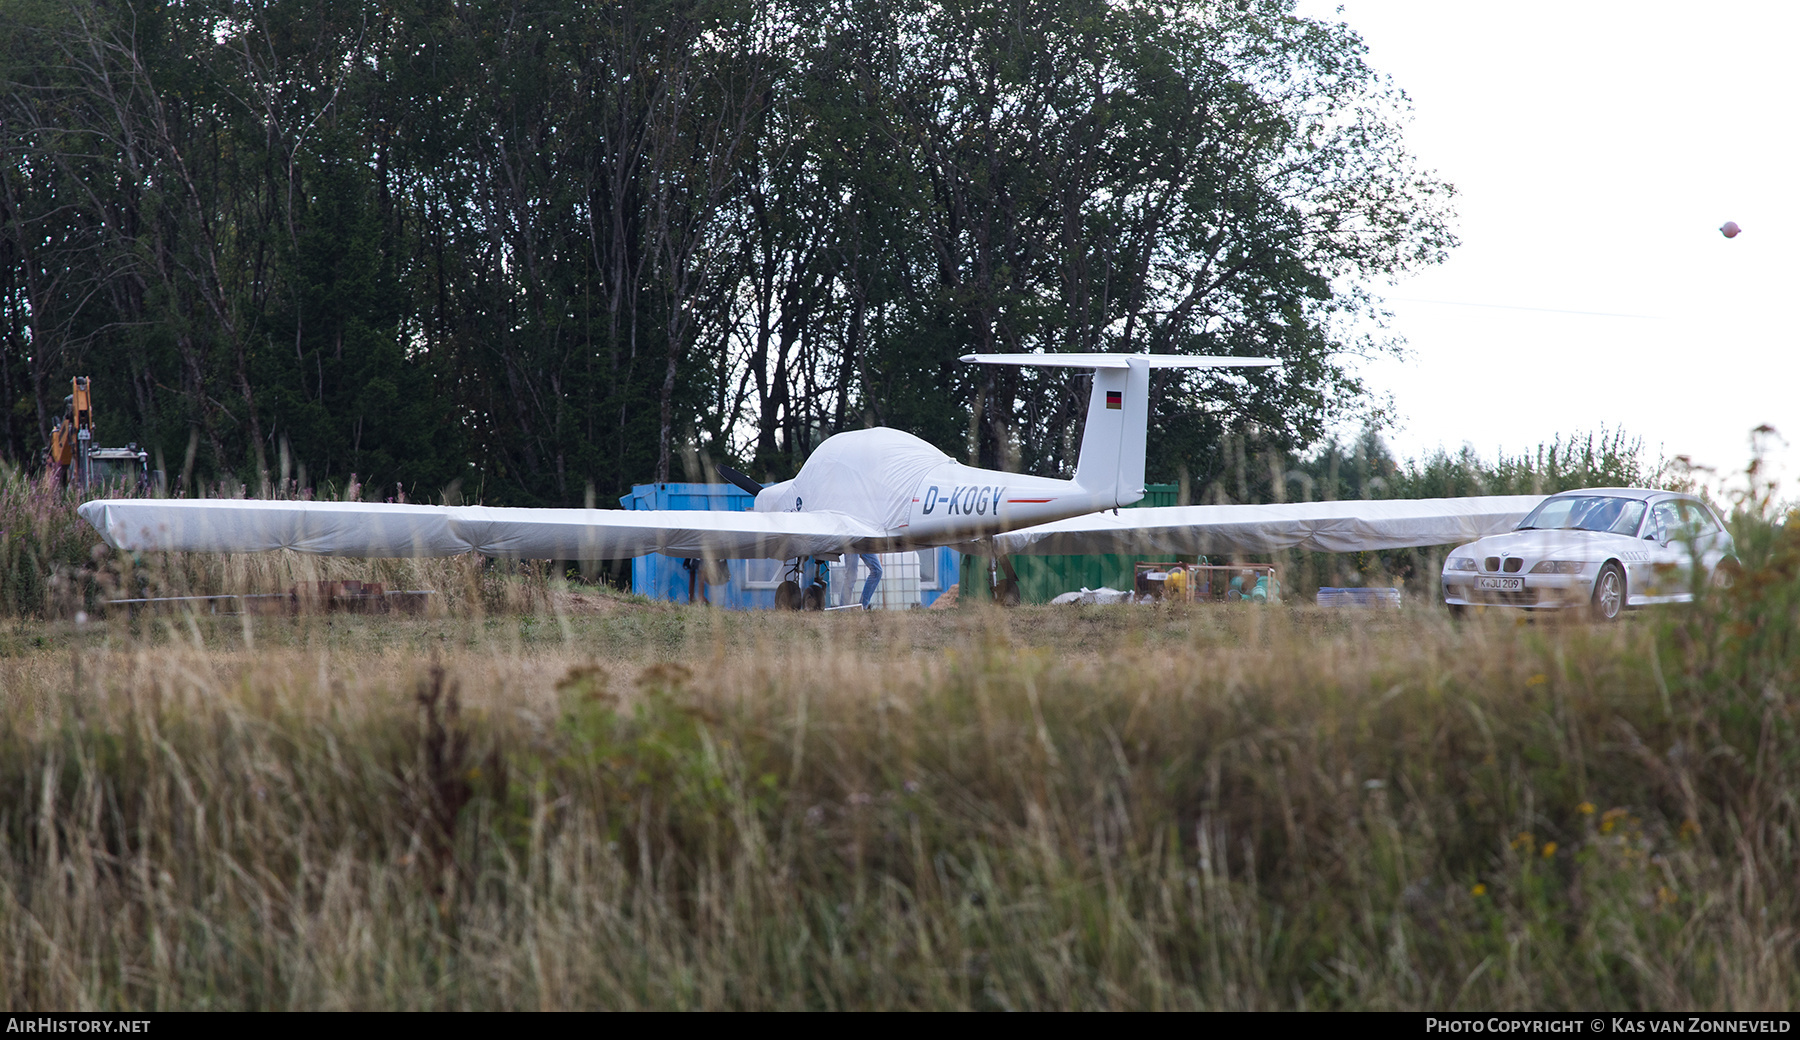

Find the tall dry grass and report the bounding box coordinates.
[1,556,1798,1009]
[0,469,551,619]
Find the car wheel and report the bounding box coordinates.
[1590,562,1625,622]
[775,580,801,610]
[1447,603,1468,621]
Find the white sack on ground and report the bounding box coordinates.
[78,498,882,560]
[1049,587,1134,605]
[980,495,1546,556]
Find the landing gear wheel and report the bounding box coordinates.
[775,580,802,610]
[1590,562,1625,622]
[995,578,1021,607]
[803,583,826,611]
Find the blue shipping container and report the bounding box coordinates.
[621,483,958,609]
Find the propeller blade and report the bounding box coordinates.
[716,464,765,499]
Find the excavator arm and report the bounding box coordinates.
[47,378,90,468]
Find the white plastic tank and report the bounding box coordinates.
[874,551,920,609]
[833,552,922,609]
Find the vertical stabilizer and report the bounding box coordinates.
[1073,358,1148,507]
[1114,357,1148,505]
[959,352,1279,510]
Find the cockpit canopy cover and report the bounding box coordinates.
[763,428,952,532]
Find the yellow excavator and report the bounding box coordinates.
[47,377,150,492]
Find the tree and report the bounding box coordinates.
[0,0,1453,509]
[847,0,1453,485]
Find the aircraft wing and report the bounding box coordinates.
[77,498,884,559]
[978,495,1546,556]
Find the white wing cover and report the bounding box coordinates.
[78,494,1544,561]
[983,495,1546,556]
[78,498,882,560]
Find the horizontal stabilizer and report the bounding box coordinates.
[972,495,1547,556]
[961,352,1280,369]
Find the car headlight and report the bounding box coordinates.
[1529,560,1588,574]
[1446,557,1478,571]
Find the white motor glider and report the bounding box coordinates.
[78,353,1543,584]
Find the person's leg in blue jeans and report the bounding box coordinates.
[858,553,884,610]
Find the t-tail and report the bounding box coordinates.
[960,352,1282,508]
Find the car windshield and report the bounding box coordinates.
[1516,495,1646,535]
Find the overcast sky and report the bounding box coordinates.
[1292,0,1798,494]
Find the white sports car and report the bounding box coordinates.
[1440,488,1733,620]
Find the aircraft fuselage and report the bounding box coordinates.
[737,353,1276,556]
[744,425,1135,553]
[898,465,1121,546]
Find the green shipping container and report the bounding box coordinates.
[957,484,1194,603]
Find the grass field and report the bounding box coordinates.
[3,560,1799,1010]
